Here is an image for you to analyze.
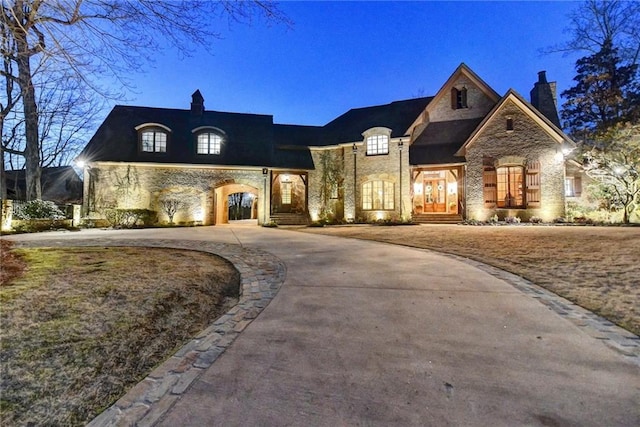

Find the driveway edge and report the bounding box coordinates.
[435,250,640,365]
[12,239,286,427]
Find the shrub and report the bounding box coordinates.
[505,216,521,224]
[104,209,157,228]
[487,214,499,224]
[529,216,543,224]
[13,200,65,220]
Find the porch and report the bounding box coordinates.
[411,166,464,223]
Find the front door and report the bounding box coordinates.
[424,179,446,213]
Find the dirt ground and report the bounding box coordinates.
[302,225,640,336]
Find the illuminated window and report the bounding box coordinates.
[484,160,540,208]
[366,135,389,155]
[362,180,394,210]
[565,176,581,197]
[197,132,222,154]
[141,130,167,152]
[497,166,524,208]
[281,181,292,204]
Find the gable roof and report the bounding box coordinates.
[426,63,500,115]
[321,97,432,144]
[455,89,574,156]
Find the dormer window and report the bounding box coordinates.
[451,87,468,109]
[136,123,171,153]
[197,132,222,155]
[141,129,167,153]
[366,135,389,155]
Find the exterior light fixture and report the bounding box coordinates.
[398,139,404,219]
[262,168,269,224]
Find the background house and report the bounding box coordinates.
[4,166,83,204]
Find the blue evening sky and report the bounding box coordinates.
[125,1,581,127]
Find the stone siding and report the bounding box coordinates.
[85,163,267,225]
[465,99,566,222]
[348,140,410,222]
[428,75,496,123]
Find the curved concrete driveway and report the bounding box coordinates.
[6,225,639,426]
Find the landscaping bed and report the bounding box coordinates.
[302,225,640,336]
[0,244,240,426]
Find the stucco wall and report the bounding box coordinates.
[465,100,566,222]
[85,163,268,225]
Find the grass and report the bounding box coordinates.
[0,244,240,426]
[301,224,640,336]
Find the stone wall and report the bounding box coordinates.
[428,74,496,123]
[308,148,344,221]
[348,140,410,222]
[85,163,268,225]
[465,99,566,222]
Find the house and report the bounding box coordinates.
[4,166,83,204]
[77,64,575,225]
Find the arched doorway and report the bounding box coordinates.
[228,192,257,221]
[214,183,259,225]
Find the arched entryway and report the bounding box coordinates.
[214,183,259,225]
[228,192,257,221]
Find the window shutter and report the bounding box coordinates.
[483,168,497,208]
[575,176,582,197]
[461,87,468,108]
[451,88,458,109]
[526,160,541,207]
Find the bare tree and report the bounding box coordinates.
[545,0,640,66]
[160,198,183,224]
[1,1,288,200]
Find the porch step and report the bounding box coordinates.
[412,214,463,224]
[270,213,310,226]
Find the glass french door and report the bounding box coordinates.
[424,179,447,213]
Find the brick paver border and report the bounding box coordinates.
[12,236,638,426]
[13,239,286,427]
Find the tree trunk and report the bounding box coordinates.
[16,32,41,201]
[0,145,6,199]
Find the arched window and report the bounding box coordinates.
[140,129,168,153]
[197,132,222,155]
[366,134,389,155]
[362,180,394,210]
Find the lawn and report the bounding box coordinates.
[0,243,240,426]
[301,225,640,336]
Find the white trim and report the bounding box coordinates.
[191,126,227,136]
[134,123,172,132]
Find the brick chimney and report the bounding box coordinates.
[191,90,204,116]
[530,71,561,128]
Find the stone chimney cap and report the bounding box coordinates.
[537,71,547,84]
